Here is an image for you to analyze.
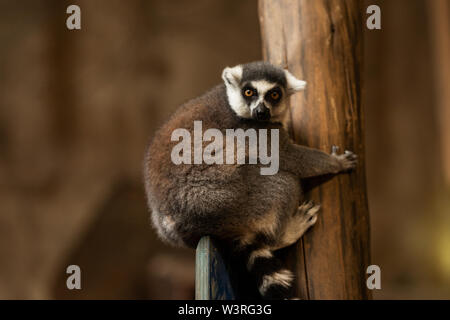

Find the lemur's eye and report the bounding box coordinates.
[244,89,254,97]
[271,91,280,100]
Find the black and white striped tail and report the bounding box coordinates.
[245,248,295,299]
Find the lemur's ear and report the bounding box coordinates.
[222,65,243,87]
[284,69,307,94]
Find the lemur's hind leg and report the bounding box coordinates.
[272,201,320,251]
[238,202,320,299]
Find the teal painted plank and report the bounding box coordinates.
[195,236,235,300]
[195,237,211,299]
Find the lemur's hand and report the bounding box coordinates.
[331,146,358,172]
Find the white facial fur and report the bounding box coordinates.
[222,65,306,121]
[222,65,250,118]
[248,80,277,113]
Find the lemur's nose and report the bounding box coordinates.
[254,103,270,121]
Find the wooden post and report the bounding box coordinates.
[259,0,371,299]
[195,236,235,300]
[195,236,262,299]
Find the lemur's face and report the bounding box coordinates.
[222,61,306,122]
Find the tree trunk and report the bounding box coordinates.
[259,0,371,299]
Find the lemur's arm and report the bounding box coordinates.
[280,139,357,179]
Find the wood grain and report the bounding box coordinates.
[259,0,371,299]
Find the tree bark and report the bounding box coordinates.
[259,0,371,299]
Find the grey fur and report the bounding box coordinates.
[242,61,287,87]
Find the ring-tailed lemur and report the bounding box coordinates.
[144,61,357,299]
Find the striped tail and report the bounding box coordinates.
[245,247,295,299]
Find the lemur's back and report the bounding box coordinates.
[145,84,254,246]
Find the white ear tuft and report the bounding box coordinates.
[222,65,243,86]
[284,70,306,94]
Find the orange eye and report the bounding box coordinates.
[244,89,253,97]
[271,91,280,100]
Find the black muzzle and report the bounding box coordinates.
[253,103,271,121]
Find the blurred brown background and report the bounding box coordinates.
[0,0,448,299]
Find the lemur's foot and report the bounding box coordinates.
[294,201,321,230]
[331,145,358,171]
